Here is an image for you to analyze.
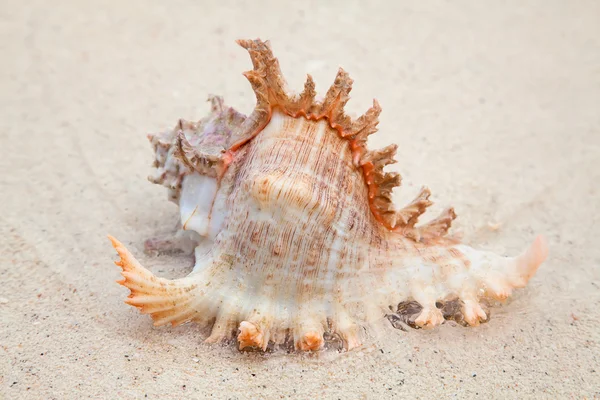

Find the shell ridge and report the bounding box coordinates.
[231,38,455,241]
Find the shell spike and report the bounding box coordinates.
[456,235,548,301]
[237,38,288,108]
[398,186,433,227]
[332,307,363,351]
[205,307,239,344]
[242,70,272,110]
[237,320,269,351]
[108,235,202,327]
[513,235,548,286]
[295,330,325,352]
[293,314,326,351]
[486,235,548,298]
[361,144,398,169]
[236,39,274,70]
[175,130,197,170]
[294,74,316,113]
[461,298,488,326]
[359,144,402,227]
[319,67,354,124]
[349,98,382,141]
[174,128,229,178]
[390,186,434,240]
[417,207,458,243]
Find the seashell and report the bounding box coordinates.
[109,39,548,352]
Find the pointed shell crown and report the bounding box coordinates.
[176,39,456,242]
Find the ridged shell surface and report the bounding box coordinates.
[109,39,548,352]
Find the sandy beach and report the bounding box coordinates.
[1,0,599,398]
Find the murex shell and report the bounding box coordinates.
[109,39,548,352]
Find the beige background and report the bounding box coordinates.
[1,0,599,398]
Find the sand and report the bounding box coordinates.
[1,0,599,398]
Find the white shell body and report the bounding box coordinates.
[109,39,547,351]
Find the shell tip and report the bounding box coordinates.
[516,234,548,281]
[296,332,324,351]
[237,321,264,350]
[107,234,121,249]
[526,235,548,267]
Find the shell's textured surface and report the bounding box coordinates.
[109,39,548,352]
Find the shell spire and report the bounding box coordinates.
[230,38,454,241]
[147,95,245,201]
